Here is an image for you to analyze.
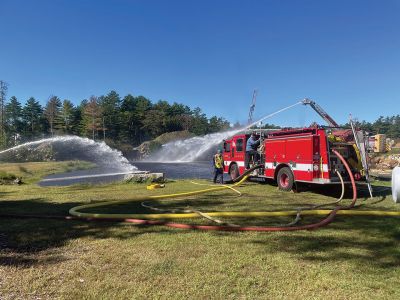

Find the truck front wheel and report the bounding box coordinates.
[277,167,294,191]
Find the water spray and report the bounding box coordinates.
[150,101,303,162]
[0,136,136,172]
[245,101,302,130]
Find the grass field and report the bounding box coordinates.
[0,161,399,299]
[0,161,95,184]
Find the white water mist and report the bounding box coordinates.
[0,136,137,172]
[148,101,302,162]
[148,129,240,162]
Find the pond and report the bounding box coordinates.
[39,161,224,186]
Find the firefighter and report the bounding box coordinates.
[245,131,260,169]
[213,149,224,184]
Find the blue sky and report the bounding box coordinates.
[1,0,399,127]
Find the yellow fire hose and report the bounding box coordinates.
[69,175,250,219]
[1,164,399,232]
[69,172,400,221]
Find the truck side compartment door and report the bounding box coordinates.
[286,137,314,181]
[265,139,286,178]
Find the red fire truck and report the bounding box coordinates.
[222,127,367,191]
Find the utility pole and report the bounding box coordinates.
[247,89,258,125]
[0,80,8,147]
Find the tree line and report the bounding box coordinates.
[0,85,230,150]
[0,80,398,150]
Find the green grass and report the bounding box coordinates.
[0,160,95,184]
[0,171,17,183]
[0,162,400,299]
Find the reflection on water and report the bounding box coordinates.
[134,161,214,179]
[38,167,129,187]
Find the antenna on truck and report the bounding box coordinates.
[247,89,258,125]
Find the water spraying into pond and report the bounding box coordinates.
[148,129,240,162]
[148,101,303,162]
[0,136,136,172]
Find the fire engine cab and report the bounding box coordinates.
[223,126,368,191]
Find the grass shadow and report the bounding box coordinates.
[1,181,397,270]
[0,198,174,268]
[245,215,400,269]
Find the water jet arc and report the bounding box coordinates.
[0,136,136,172]
[149,101,303,162]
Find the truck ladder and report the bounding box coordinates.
[302,98,339,127]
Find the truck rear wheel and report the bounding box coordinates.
[277,167,294,191]
[229,164,240,180]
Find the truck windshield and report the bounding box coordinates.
[236,139,243,152]
[224,142,231,152]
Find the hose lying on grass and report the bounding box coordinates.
[65,149,379,231]
[141,180,243,226]
[1,150,400,232]
[140,168,344,228]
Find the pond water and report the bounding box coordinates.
[39,161,224,186]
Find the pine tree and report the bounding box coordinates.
[134,96,152,143]
[191,107,208,135]
[0,80,8,148]
[166,102,192,132]
[84,96,103,140]
[76,99,88,136]
[5,96,23,145]
[60,99,75,134]
[22,97,43,138]
[99,90,121,141]
[120,94,140,144]
[142,109,166,137]
[208,116,230,133]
